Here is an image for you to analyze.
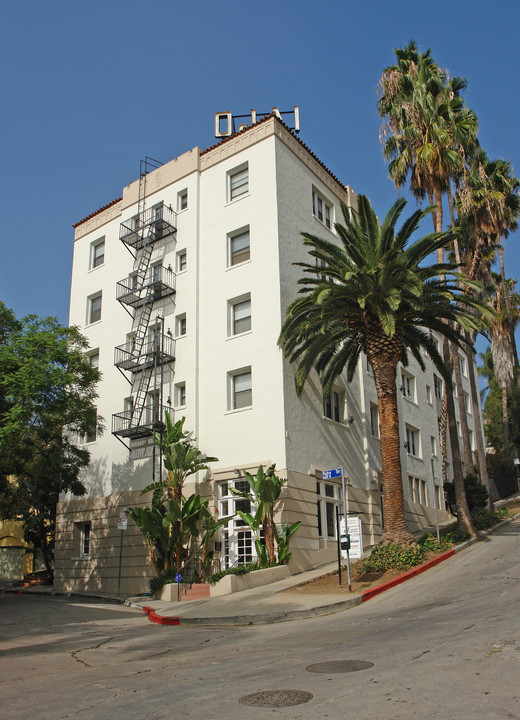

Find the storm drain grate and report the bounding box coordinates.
[306,660,374,673]
[239,690,313,707]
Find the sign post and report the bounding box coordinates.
[117,508,127,596]
[323,467,351,590]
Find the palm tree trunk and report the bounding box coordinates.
[372,360,414,545]
[498,246,520,395]
[442,339,476,537]
[465,331,493,503]
[451,340,474,474]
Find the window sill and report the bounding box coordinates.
[225,193,250,207]
[225,406,253,415]
[87,264,104,274]
[226,259,252,272]
[227,330,253,341]
[322,416,348,427]
[85,320,102,329]
[71,556,92,561]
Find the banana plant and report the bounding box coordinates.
[275,521,302,565]
[232,464,298,567]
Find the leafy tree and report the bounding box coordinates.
[128,413,219,581]
[0,303,101,574]
[279,196,488,543]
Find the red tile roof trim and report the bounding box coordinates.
[201,113,347,192]
[72,196,122,229]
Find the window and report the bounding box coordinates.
[229,228,250,266]
[230,295,251,335]
[218,479,258,568]
[431,435,437,456]
[323,389,344,423]
[316,481,340,539]
[80,409,97,444]
[88,350,99,370]
[90,238,105,269]
[459,354,467,377]
[312,188,332,229]
[175,313,187,337]
[177,249,187,273]
[469,428,474,451]
[178,189,188,211]
[80,522,91,556]
[370,403,380,438]
[229,368,252,410]
[401,371,415,402]
[426,384,432,404]
[433,374,443,400]
[457,420,462,437]
[407,475,427,505]
[175,382,186,407]
[405,425,420,457]
[463,391,471,413]
[229,164,249,200]
[87,293,102,324]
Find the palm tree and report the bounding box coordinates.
[279,196,487,543]
[379,41,480,496]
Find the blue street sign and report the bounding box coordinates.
[322,467,342,480]
[175,573,182,583]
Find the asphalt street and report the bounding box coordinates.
[1,520,519,720]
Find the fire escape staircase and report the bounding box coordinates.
[112,199,177,442]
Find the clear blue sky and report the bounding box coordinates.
[1,0,519,349]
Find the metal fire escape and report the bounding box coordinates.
[111,158,177,447]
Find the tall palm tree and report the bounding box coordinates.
[379,41,480,497]
[279,196,487,543]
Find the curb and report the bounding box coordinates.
[137,511,520,627]
[2,587,124,604]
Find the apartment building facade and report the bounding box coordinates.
[54,114,479,595]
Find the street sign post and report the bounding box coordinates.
[117,508,127,596]
[323,467,351,589]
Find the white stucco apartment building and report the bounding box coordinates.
[54,113,479,595]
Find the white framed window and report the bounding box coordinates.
[463,390,471,413]
[80,409,97,444]
[177,189,188,211]
[401,371,415,402]
[405,424,420,457]
[218,479,258,568]
[88,350,99,370]
[433,374,443,400]
[228,164,249,201]
[175,382,186,408]
[370,403,380,438]
[177,249,187,273]
[175,313,187,337]
[229,367,252,410]
[459,354,467,377]
[80,522,91,556]
[323,389,345,423]
[90,238,105,269]
[87,293,102,325]
[457,420,462,437]
[431,435,437,456]
[407,475,427,505]
[228,227,250,266]
[229,294,251,335]
[426,384,432,404]
[312,188,333,229]
[469,428,474,451]
[316,481,340,539]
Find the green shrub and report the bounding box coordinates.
[417,533,451,553]
[441,529,470,545]
[207,562,260,585]
[471,507,509,530]
[444,473,489,512]
[356,543,426,574]
[149,576,165,594]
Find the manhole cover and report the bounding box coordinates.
[306,660,374,673]
[239,690,313,707]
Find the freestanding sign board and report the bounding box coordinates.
[340,516,363,560]
[117,508,128,531]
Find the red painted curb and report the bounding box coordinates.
[142,605,180,626]
[360,548,456,602]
